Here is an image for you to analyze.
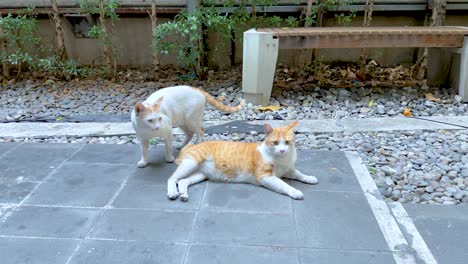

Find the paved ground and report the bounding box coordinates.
[1,116,467,138]
[0,142,465,264]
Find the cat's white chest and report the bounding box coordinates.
[273,163,294,177]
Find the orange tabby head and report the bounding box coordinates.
[134,96,165,131]
[263,120,298,156]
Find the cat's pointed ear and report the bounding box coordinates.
[264,124,273,135]
[287,120,299,131]
[155,96,164,105]
[135,102,146,115]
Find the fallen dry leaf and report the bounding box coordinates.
[340,69,348,78]
[217,96,226,101]
[425,93,440,102]
[257,105,281,112]
[403,107,412,117]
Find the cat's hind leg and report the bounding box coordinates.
[167,159,199,200]
[177,127,194,150]
[137,137,150,168]
[177,172,207,202]
[283,169,318,185]
[185,120,204,144]
[259,176,304,200]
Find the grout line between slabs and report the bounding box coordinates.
[290,198,302,264]
[64,162,134,264]
[345,151,437,264]
[0,141,23,160]
[0,144,86,223]
[180,179,209,264]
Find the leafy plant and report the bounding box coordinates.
[79,0,121,77]
[0,11,40,78]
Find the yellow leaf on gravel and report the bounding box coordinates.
[340,69,348,77]
[257,105,281,112]
[425,93,440,102]
[403,107,412,117]
[368,100,374,107]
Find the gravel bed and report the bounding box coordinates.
[3,129,467,205]
[1,80,467,122]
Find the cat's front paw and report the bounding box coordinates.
[179,194,189,202]
[166,156,175,163]
[289,189,304,200]
[167,190,180,200]
[303,176,318,185]
[137,160,148,168]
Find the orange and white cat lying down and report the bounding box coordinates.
[167,120,318,201]
[131,85,245,167]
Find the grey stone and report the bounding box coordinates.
[425,186,434,193]
[381,166,396,176]
[437,163,452,172]
[421,193,434,201]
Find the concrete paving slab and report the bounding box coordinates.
[67,240,186,264]
[185,244,299,264]
[201,182,292,214]
[292,150,362,193]
[0,142,19,156]
[24,163,134,207]
[0,142,432,264]
[300,248,396,264]
[113,183,206,211]
[0,206,99,238]
[193,211,297,246]
[88,209,195,242]
[69,144,139,164]
[0,143,81,181]
[294,190,389,250]
[127,162,177,185]
[0,181,38,203]
[403,204,468,264]
[0,237,78,264]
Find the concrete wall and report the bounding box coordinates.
[22,11,468,87]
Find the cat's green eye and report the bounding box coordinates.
[158,117,162,121]
[273,141,279,145]
[147,119,153,123]
[285,140,290,145]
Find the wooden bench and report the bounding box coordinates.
[241,26,468,105]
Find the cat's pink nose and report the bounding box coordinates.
[280,150,285,154]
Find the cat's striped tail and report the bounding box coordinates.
[195,88,246,113]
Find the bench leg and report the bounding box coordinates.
[459,36,468,102]
[242,29,279,106]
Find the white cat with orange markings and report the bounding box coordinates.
[167,120,318,201]
[131,85,245,168]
